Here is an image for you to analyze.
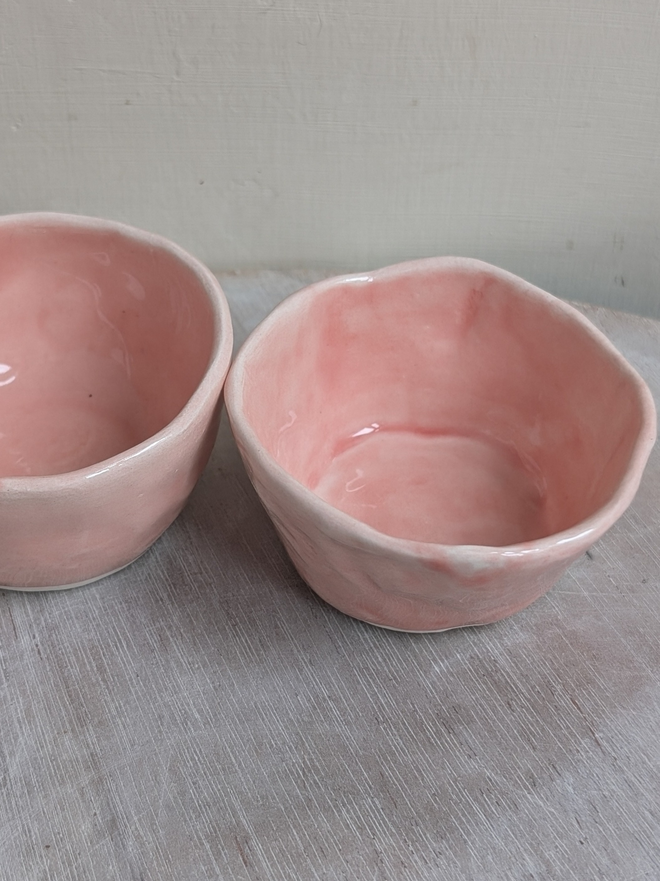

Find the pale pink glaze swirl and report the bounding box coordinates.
[226,258,656,631]
[0,213,233,589]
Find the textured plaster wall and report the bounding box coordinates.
[1,1,660,314]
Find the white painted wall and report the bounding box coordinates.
[2,1,660,314]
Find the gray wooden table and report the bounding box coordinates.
[1,271,659,881]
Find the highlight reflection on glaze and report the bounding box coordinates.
[0,364,16,387]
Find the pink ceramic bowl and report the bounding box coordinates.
[226,258,656,631]
[0,213,232,590]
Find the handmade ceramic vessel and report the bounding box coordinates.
[0,213,233,590]
[226,257,656,631]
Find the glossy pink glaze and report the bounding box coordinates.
[0,213,233,589]
[226,258,657,631]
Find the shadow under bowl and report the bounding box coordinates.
[226,257,656,631]
[0,213,233,590]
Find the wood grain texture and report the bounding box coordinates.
[2,3,660,315]
[1,270,659,880]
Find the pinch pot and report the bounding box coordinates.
[0,213,232,589]
[225,257,656,631]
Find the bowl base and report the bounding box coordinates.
[360,618,458,634]
[0,553,145,592]
[332,605,486,634]
[307,584,495,633]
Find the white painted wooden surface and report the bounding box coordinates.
[0,270,658,880]
[2,4,660,315]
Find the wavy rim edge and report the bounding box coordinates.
[225,256,657,563]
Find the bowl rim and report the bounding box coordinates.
[0,211,233,491]
[225,256,657,563]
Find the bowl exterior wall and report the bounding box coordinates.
[0,398,223,589]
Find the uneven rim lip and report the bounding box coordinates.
[0,211,233,491]
[226,256,657,563]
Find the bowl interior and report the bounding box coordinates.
[0,220,216,477]
[239,264,646,547]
